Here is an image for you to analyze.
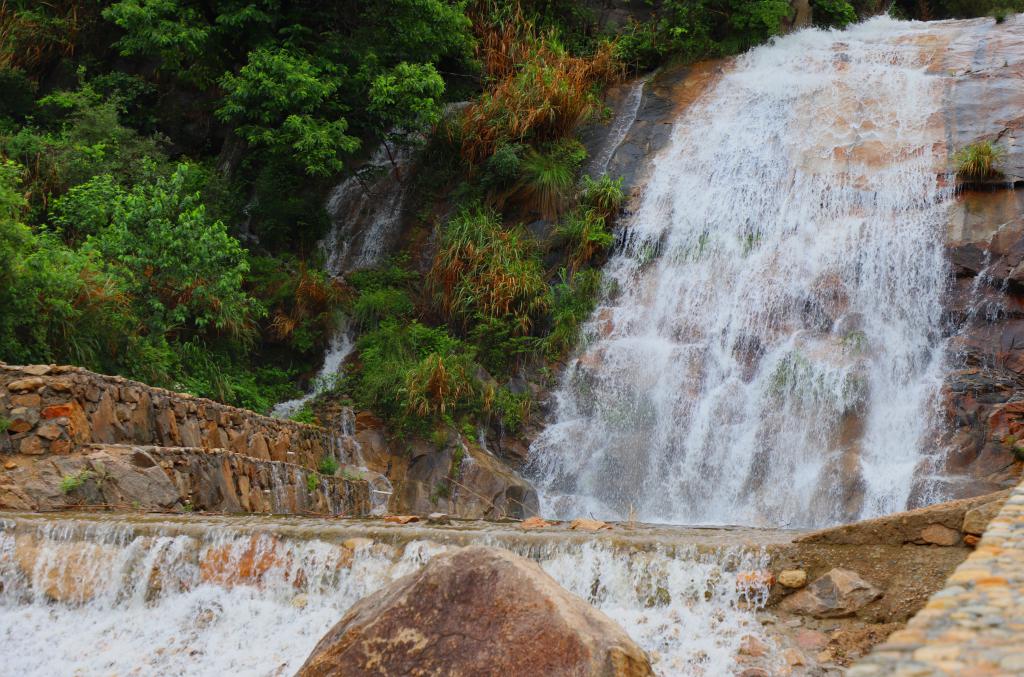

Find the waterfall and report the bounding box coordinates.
[529,17,958,528]
[0,515,779,676]
[271,142,413,418]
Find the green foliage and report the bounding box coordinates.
[291,403,317,425]
[217,47,359,177]
[516,139,587,217]
[811,0,858,27]
[86,163,262,337]
[369,62,446,142]
[351,319,480,428]
[955,141,1006,181]
[430,207,549,335]
[491,386,532,432]
[556,208,614,271]
[306,473,318,493]
[0,415,11,434]
[318,454,340,475]
[0,68,36,121]
[60,470,94,494]
[580,174,625,218]
[544,268,602,359]
[353,288,416,331]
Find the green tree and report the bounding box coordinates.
[85,163,262,338]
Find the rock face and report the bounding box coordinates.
[352,419,538,520]
[296,546,654,677]
[779,568,882,619]
[0,444,370,514]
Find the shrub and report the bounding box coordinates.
[515,139,587,218]
[812,0,858,27]
[955,141,1006,180]
[430,207,549,334]
[306,473,318,493]
[543,267,602,358]
[580,174,625,218]
[0,415,10,434]
[556,208,615,271]
[491,386,532,432]
[406,352,479,418]
[351,319,479,427]
[352,288,415,331]
[318,454,340,475]
[60,470,94,494]
[291,403,316,424]
[459,15,620,164]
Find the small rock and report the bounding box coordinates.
[520,516,554,530]
[920,523,960,546]
[784,648,806,666]
[36,421,63,441]
[739,634,769,657]
[9,394,41,408]
[570,518,611,531]
[427,512,449,524]
[785,618,804,628]
[7,377,44,392]
[383,515,420,525]
[778,569,808,589]
[22,365,51,376]
[794,629,828,651]
[292,593,309,609]
[737,570,775,590]
[7,407,39,434]
[19,436,45,455]
[962,499,1004,536]
[964,534,980,547]
[3,461,16,470]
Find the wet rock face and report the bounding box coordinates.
[296,545,654,677]
[937,21,1024,498]
[352,416,538,520]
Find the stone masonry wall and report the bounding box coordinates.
[0,364,328,468]
[849,479,1024,676]
[1,444,370,515]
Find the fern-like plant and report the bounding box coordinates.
[580,174,625,218]
[556,209,615,271]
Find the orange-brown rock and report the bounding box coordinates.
[200,534,288,587]
[571,517,612,531]
[383,515,420,524]
[520,515,554,530]
[296,546,653,677]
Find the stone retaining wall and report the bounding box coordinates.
[0,444,370,516]
[850,480,1024,676]
[0,364,328,468]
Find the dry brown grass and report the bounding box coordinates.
[459,3,621,165]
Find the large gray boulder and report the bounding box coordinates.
[296,545,654,677]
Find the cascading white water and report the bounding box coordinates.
[0,517,778,676]
[530,17,958,528]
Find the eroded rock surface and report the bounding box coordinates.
[296,545,654,677]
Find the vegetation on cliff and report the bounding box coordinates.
[1,0,1007,428]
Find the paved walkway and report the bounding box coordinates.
[849,481,1024,676]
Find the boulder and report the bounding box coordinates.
[919,523,960,546]
[779,568,882,618]
[296,546,653,677]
